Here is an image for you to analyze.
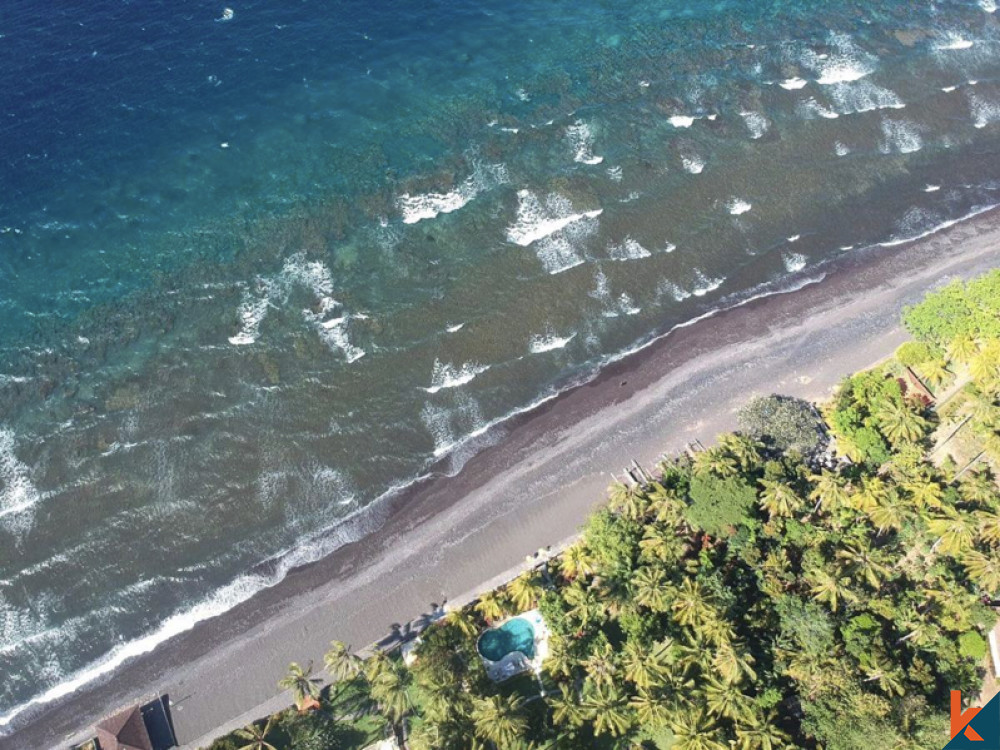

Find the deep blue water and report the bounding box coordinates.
[3,0,1000,728]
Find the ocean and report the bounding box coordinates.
[2,0,1000,728]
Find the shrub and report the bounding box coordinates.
[686,473,758,536]
[738,395,824,454]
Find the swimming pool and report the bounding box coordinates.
[477,617,536,662]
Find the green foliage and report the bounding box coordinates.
[959,631,988,661]
[737,394,824,454]
[895,340,942,367]
[685,472,758,536]
[903,270,1000,344]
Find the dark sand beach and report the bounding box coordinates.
[13,211,1000,750]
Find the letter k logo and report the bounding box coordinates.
[953,691,985,742]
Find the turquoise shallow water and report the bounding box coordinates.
[3,0,1000,725]
[478,618,536,662]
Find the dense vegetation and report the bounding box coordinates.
[208,271,1000,750]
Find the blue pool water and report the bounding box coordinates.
[5,0,1000,730]
[478,617,536,662]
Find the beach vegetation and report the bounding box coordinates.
[205,271,1000,750]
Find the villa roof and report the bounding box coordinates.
[95,705,154,750]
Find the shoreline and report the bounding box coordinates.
[9,208,1000,750]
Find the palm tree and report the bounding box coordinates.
[867,490,914,534]
[632,565,670,612]
[734,711,792,750]
[836,540,889,588]
[543,635,577,679]
[559,544,596,581]
[549,684,586,728]
[507,571,543,612]
[905,478,944,509]
[712,641,757,685]
[805,568,857,611]
[758,480,804,519]
[364,649,392,683]
[639,525,683,564]
[853,476,888,513]
[234,718,277,750]
[279,662,322,712]
[718,434,764,472]
[583,684,632,737]
[444,608,480,638]
[862,658,905,696]
[323,641,362,683]
[562,582,603,629]
[671,579,714,630]
[621,639,671,689]
[474,591,507,623]
[704,677,753,721]
[970,349,1000,387]
[949,334,979,363]
[808,470,852,515]
[629,689,671,727]
[877,401,928,445]
[919,358,950,388]
[961,469,998,505]
[928,509,977,556]
[471,694,527,749]
[963,550,1000,591]
[977,508,1000,546]
[670,710,728,750]
[609,480,649,520]
[370,665,412,726]
[693,446,739,477]
[583,641,618,688]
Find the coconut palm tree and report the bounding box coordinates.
[444,608,480,638]
[583,684,632,737]
[543,635,577,679]
[919,358,950,388]
[609,480,650,520]
[928,508,977,556]
[370,665,412,726]
[808,470,852,515]
[629,689,671,727]
[234,718,277,750]
[963,550,1000,591]
[671,579,714,629]
[559,544,596,581]
[734,711,792,750]
[877,401,928,445]
[621,639,670,690]
[324,641,362,683]
[977,508,1000,547]
[583,641,618,689]
[867,490,914,534]
[905,478,944,509]
[549,684,586,728]
[836,540,889,589]
[507,571,543,612]
[364,649,392,683]
[474,591,507,623]
[712,641,757,685]
[693,446,739,477]
[670,710,728,750]
[718,434,764,472]
[639,524,684,564]
[949,334,979,363]
[758,480,804,519]
[970,348,1000,387]
[471,694,527,749]
[704,677,753,722]
[632,564,670,612]
[279,662,322,712]
[805,568,857,611]
[961,469,998,505]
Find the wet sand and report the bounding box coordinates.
[10,210,1000,750]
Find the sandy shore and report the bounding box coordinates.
[9,211,1000,750]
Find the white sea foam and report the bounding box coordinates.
[0,428,40,524]
[606,165,623,182]
[924,185,941,193]
[662,241,677,253]
[424,360,490,394]
[740,111,769,139]
[228,253,365,360]
[935,36,975,51]
[981,0,997,12]
[877,202,998,248]
[969,93,1000,129]
[825,80,905,115]
[798,97,840,120]
[728,198,752,215]
[942,85,958,93]
[681,155,705,174]
[783,252,807,272]
[506,190,603,247]
[607,237,652,262]
[659,280,692,302]
[787,234,801,242]
[422,393,485,458]
[879,119,922,154]
[397,162,508,224]
[566,121,604,165]
[668,115,697,128]
[445,323,464,333]
[779,78,808,90]
[690,270,724,296]
[534,233,589,275]
[529,331,577,353]
[834,142,851,156]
